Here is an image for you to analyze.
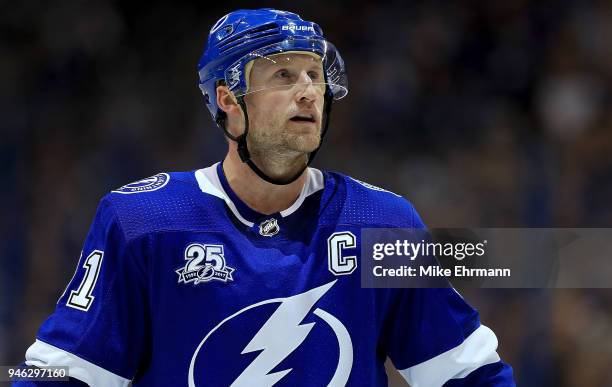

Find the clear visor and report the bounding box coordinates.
[224,38,348,100]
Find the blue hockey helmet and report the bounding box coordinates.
[197,8,348,122]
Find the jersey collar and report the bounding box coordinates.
[194,162,324,227]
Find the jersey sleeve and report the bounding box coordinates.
[382,287,514,386]
[382,203,515,386]
[20,196,149,387]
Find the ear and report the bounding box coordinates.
[216,85,240,116]
[216,85,245,137]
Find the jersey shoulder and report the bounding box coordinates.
[99,171,227,241]
[325,171,426,229]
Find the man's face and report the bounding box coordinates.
[243,52,326,158]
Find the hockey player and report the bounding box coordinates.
[16,8,514,386]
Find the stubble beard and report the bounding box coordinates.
[249,116,321,158]
[247,114,321,176]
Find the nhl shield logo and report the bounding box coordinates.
[259,218,279,237]
[176,243,235,285]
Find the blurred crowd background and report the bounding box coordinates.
[2,1,612,385]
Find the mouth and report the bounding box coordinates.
[289,114,316,124]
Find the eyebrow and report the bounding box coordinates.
[256,57,323,71]
[269,64,324,76]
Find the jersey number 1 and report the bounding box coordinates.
[67,250,104,311]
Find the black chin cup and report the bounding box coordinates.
[216,92,333,186]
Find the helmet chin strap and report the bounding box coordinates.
[218,92,333,186]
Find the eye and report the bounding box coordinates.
[275,69,291,79]
[308,71,323,80]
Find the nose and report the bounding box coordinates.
[294,71,320,103]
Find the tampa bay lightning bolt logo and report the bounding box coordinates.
[176,244,235,285]
[349,177,402,198]
[112,173,169,194]
[227,65,242,89]
[188,281,353,386]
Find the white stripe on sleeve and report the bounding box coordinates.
[25,339,131,387]
[398,324,501,387]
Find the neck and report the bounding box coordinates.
[222,146,308,215]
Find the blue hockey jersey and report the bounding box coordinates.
[20,163,514,386]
